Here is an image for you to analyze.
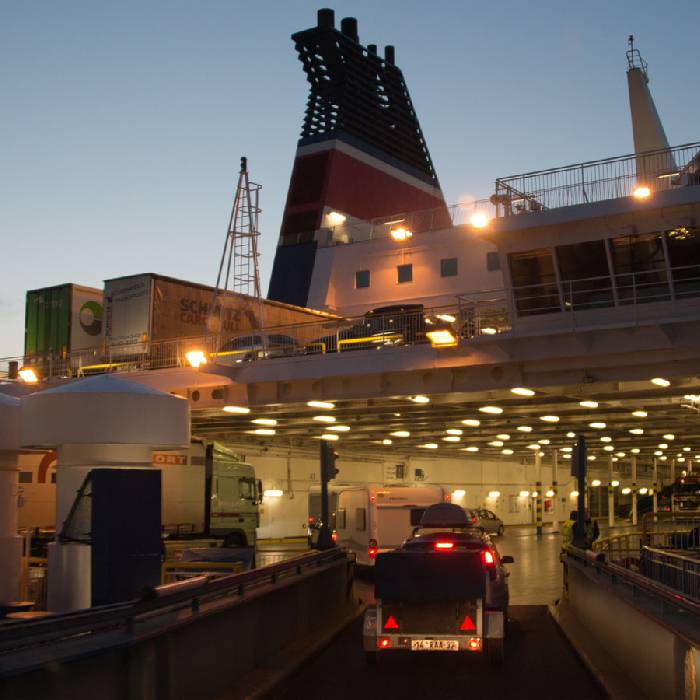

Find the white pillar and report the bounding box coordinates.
[0,451,22,603]
[535,451,543,536]
[551,450,559,531]
[631,455,638,527]
[652,457,658,519]
[608,455,615,527]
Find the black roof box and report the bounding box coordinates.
[420,503,468,527]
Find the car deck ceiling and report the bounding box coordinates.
[191,379,700,474]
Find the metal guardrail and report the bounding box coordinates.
[495,141,700,215]
[161,560,245,584]
[640,546,700,601]
[0,548,347,660]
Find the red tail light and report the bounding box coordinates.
[482,549,495,566]
[434,541,455,551]
[307,516,314,524]
[468,637,482,651]
[384,615,399,630]
[378,637,391,649]
[460,615,476,631]
[332,531,337,543]
[369,538,378,559]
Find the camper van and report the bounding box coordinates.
[335,485,445,566]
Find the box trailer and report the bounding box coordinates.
[103,272,336,356]
[24,283,103,361]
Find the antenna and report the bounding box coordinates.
[626,34,648,76]
[208,157,265,349]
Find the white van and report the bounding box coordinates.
[335,485,445,566]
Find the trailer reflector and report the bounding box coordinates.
[384,615,399,630]
[459,615,476,631]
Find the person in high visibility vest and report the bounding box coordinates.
[561,511,577,549]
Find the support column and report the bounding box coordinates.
[608,455,615,527]
[551,450,559,531]
[535,451,543,537]
[631,455,638,527]
[652,457,658,522]
[0,451,22,603]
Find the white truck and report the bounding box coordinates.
[335,485,445,566]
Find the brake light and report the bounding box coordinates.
[378,637,391,649]
[332,531,337,543]
[460,615,476,631]
[384,615,399,630]
[434,541,455,551]
[482,550,495,566]
[307,516,314,524]
[468,637,482,651]
[369,547,378,559]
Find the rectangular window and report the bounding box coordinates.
[486,251,501,272]
[336,508,346,529]
[19,471,32,484]
[508,249,559,316]
[610,232,669,303]
[556,240,613,310]
[397,264,413,284]
[356,507,367,531]
[440,257,458,277]
[355,269,370,289]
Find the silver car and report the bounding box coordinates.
[474,508,504,536]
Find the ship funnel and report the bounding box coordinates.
[384,45,395,65]
[626,35,676,180]
[367,44,377,55]
[340,17,358,42]
[317,8,335,29]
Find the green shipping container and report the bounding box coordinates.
[25,285,72,358]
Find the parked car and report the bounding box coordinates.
[217,334,297,362]
[474,509,505,536]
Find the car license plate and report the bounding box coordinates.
[410,639,459,652]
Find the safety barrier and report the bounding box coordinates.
[640,546,700,601]
[0,548,356,700]
[160,559,245,584]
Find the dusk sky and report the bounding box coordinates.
[2,0,699,359]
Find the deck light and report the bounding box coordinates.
[651,377,670,387]
[185,350,207,368]
[502,448,514,455]
[566,432,576,438]
[663,433,675,440]
[588,455,596,461]
[601,436,612,443]
[517,426,533,432]
[563,454,572,459]
[443,436,461,442]
[410,395,431,404]
[631,448,640,454]
[511,387,535,397]
[561,447,573,452]
[328,425,351,432]
[420,443,438,449]
[479,405,503,414]
[540,415,559,423]
[426,329,458,347]
[436,313,456,323]
[538,439,550,445]
[589,422,606,429]
[519,490,530,498]
[591,479,601,487]
[390,430,410,438]
[570,490,579,498]
[622,487,631,495]
[263,489,284,498]
[382,439,392,445]
[629,428,644,435]
[18,367,39,384]
[632,410,647,417]
[632,185,651,200]
[615,452,626,458]
[446,428,463,435]
[313,415,336,423]
[249,428,275,435]
[638,487,649,495]
[611,480,620,487]
[545,489,555,498]
[327,211,347,225]
[659,455,667,461]
[223,405,250,414]
[677,456,685,463]
[319,433,339,441]
[452,489,466,499]
[579,400,598,408]
[470,212,489,228]
[531,491,539,498]
[307,400,335,410]
[488,491,501,498]
[527,444,540,450]
[489,440,504,447]
[481,327,498,335]
[604,446,614,452]
[496,433,511,440]
[390,226,412,242]
[654,450,663,456]
[462,446,479,452]
[462,419,481,427]
[658,443,668,449]
[252,418,277,426]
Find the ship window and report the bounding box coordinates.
[440,257,458,277]
[336,508,346,529]
[610,232,670,303]
[19,471,32,484]
[508,249,559,316]
[665,226,700,299]
[356,508,367,531]
[397,264,413,284]
[486,252,501,272]
[556,240,613,310]
[355,269,370,289]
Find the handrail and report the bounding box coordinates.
[0,549,347,656]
